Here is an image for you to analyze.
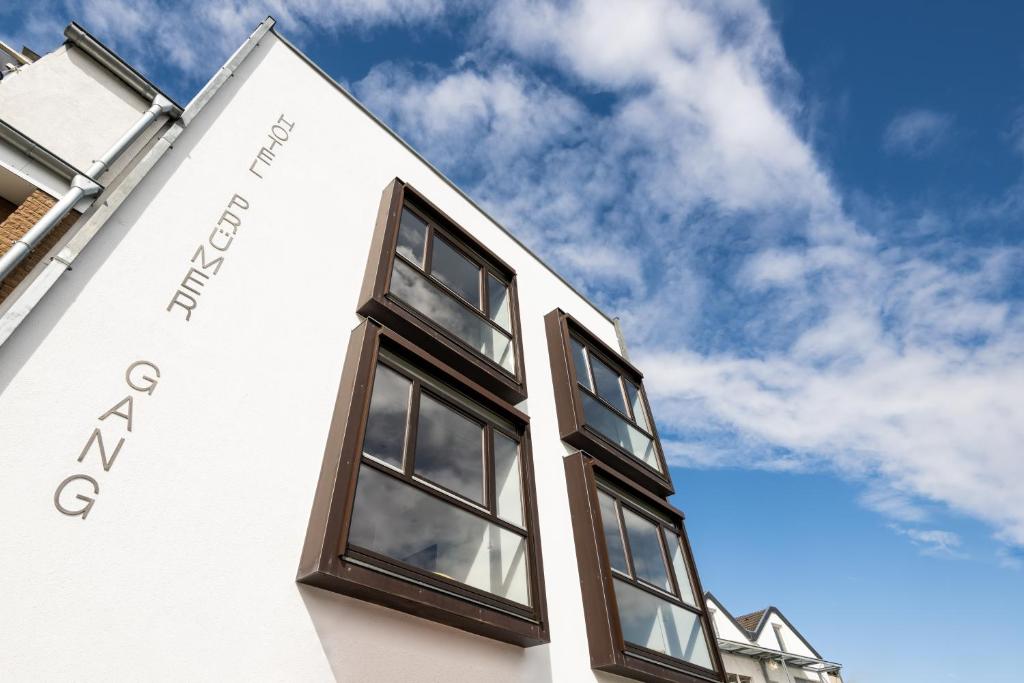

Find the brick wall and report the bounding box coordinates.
[0,189,80,305]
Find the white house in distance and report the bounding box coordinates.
[705,594,843,683]
[0,15,843,683]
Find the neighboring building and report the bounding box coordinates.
[705,594,843,683]
[0,17,730,683]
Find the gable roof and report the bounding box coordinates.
[735,609,766,632]
[704,593,823,660]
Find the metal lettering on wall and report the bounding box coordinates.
[166,114,296,321]
[53,361,160,519]
[54,114,298,519]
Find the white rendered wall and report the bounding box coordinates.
[0,32,635,682]
[0,44,158,181]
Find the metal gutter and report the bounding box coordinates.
[0,19,275,347]
[268,24,617,326]
[0,118,85,181]
[63,22,184,118]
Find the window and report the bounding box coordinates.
[545,309,672,496]
[564,452,723,682]
[299,320,547,647]
[359,179,526,404]
[726,675,752,683]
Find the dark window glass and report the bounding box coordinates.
[590,354,628,414]
[431,236,480,307]
[362,364,411,468]
[598,490,629,574]
[571,338,593,391]
[397,209,427,266]
[415,393,484,503]
[488,274,511,331]
[622,507,671,592]
[624,381,650,433]
[349,465,529,604]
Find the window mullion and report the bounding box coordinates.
[615,498,637,579]
[423,224,435,274]
[403,380,421,478]
[657,525,682,601]
[484,424,496,515]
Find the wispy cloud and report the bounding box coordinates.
[890,525,967,559]
[883,109,954,156]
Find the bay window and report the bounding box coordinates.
[545,308,672,496]
[564,452,724,682]
[359,179,526,404]
[299,320,546,646]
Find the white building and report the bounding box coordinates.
[705,594,843,683]
[0,17,836,683]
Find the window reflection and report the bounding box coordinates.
[431,236,480,307]
[613,579,713,669]
[349,465,530,605]
[397,209,427,267]
[668,532,697,606]
[581,393,661,472]
[598,490,629,574]
[390,259,515,373]
[415,394,484,503]
[571,338,593,391]
[488,274,511,332]
[493,431,523,527]
[591,355,628,414]
[621,508,671,592]
[362,364,411,469]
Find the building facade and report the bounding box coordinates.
[0,18,733,682]
[705,595,843,683]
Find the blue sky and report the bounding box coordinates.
[4,1,1023,680]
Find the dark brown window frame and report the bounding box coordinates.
[564,452,726,683]
[359,178,528,405]
[545,308,673,496]
[298,319,548,647]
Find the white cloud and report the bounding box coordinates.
[883,109,954,156]
[355,0,1024,553]
[890,525,967,559]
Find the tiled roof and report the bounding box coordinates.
[735,609,766,632]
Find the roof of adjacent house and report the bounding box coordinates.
[735,609,767,632]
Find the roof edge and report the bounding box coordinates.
[63,22,183,117]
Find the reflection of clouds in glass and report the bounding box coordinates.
[349,465,529,605]
[431,236,481,306]
[493,432,523,527]
[390,259,515,373]
[363,364,411,468]
[591,355,628,414]
[415,394,484,503]
[488,274,511,332]
[622,508,671,591]
[581,393,660,471]
[397,209,427,266]
[667,532,696,607]
[614,579,712,669]
[571,339,593,391]
[598,491,629,574]
[624,381,650,433]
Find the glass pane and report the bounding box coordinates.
[613,579,714,670]
[571,338,592,391]
[487,274,511,332]
[349,465,530,605]
[397,209,428,267]
[668,531,697,606]
[591,355,628,414]
[624,381,650,433]
[362,364,410,469]
[431,236,480,307]
[493,431,523,527]
[581,393,662,472]
[622,507,671,591]
[598,490,629,574]
[415,393,484,503]
[390,259,515,373]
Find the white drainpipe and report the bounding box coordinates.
[0,93,175,283]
